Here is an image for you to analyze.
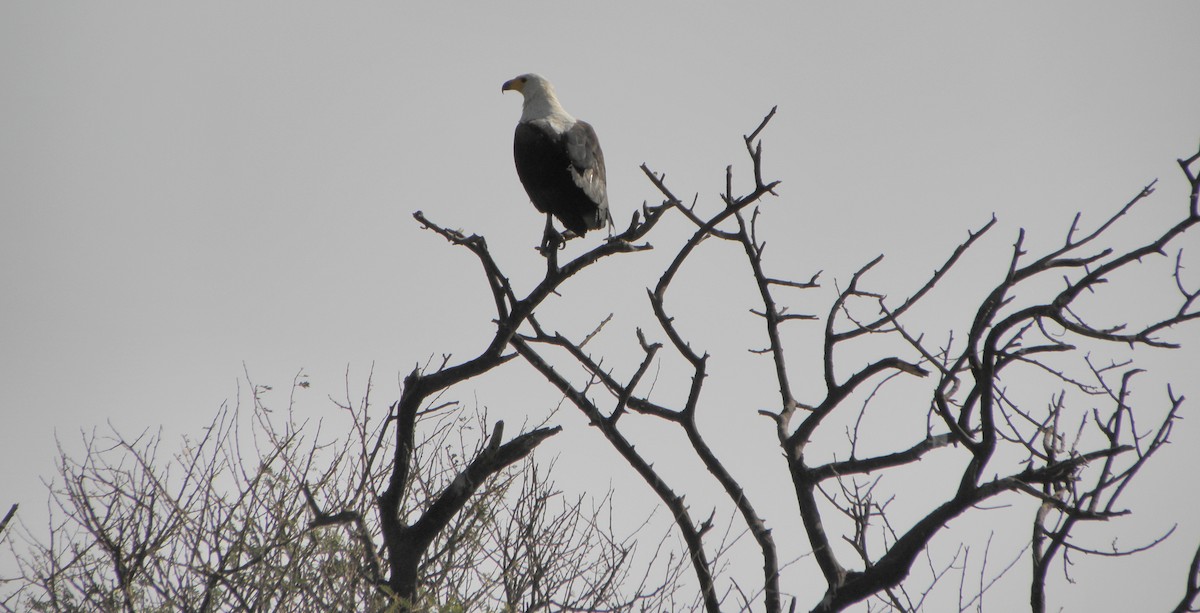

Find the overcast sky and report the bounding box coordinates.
[3,2,1199,610]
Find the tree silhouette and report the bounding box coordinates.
[420,109,1200,612]
[4,110,1199,612]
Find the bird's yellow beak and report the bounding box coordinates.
[501,77,524,93]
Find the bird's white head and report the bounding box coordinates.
[501,73,553,96]
[502,73,572,124]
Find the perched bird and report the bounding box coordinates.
[502,73,610,245]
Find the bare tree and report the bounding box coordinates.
[2,370,682,612]
[4,110,1197,612]
[419,110,1200,612]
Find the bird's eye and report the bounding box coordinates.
[520,77,528,83]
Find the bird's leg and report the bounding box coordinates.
[539,213,563,255]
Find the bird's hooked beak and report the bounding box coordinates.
[501,77,525,94]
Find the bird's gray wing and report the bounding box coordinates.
[564,121,609,213]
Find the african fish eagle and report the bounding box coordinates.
[502,73,611,242]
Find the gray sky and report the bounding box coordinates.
[3,2,1199,610]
